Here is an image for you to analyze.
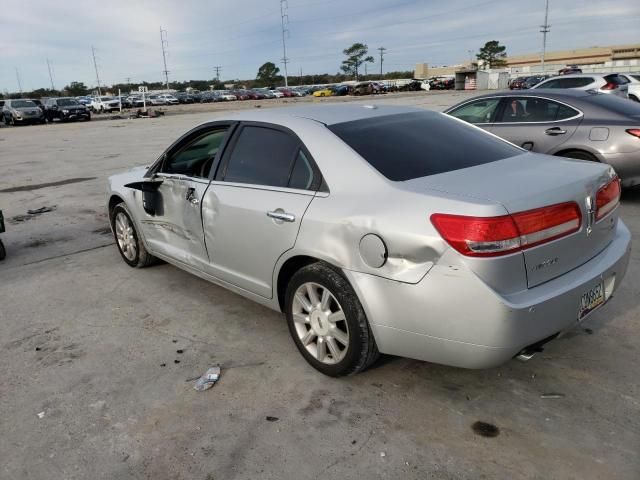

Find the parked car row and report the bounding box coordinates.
[1,97,91,125]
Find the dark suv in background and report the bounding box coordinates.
[2,99,46,125]
[44,97,91,122]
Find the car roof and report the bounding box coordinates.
[221,104,424,126]
[546,73,608,79]
[458,89,599,100]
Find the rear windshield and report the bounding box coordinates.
[328,111,521,181]
[586,93,640,116]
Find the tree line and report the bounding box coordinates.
[2,41,507,99]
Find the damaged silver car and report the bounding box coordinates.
[107,105,630,376]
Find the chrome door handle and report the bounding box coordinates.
[185,187,200,205]
[545,127,567,135]
[267,210,295,222]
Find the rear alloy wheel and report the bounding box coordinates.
[285,262,379,376]
[111,203,156,268]
[559,150,598,162]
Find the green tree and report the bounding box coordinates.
[64,81,89,96]
[256,62,281,87]
[476,40,507,68]
[340,43,374,80]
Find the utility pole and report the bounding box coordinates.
[377,47,386,77]
[468,49,474,65]
[15,68,23,95]
[91,46,102,96]
[160,27,170,90]
[280,0,290,87]
[46,58,55,91]
[299,67,302,86]
[214,66,222,82]
[540,0,550,73]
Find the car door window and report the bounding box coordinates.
[541,77,593,88]
[220,125,300,187]
[288,150,315,190]
[447,98,501,124]
[498,97,579,122]
[162,128,228,178]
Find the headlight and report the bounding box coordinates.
[62,109,69,113]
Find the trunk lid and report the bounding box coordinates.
[404,153,618,288]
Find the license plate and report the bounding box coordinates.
[578,280,605,320]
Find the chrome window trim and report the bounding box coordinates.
[447,95,584,126]
[208,180,317,197]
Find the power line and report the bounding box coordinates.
[214,66,222,81]
[540,0,551,73]
[91,46,102,96]
[377,47,387,76]
[46,58,55,91]
[160,27,170,90]
[280,0,290,87]
[15,68,23,95]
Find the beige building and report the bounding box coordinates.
[415,43,640,79]
[506,44,640,68]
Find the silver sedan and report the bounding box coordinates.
[445,90,640,188]
[107,105,630,376]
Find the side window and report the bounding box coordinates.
[221,126,299,187]
[288,150,314,190]
[162,128,228,178]
[447,98,501,124]
[497,97,579,122]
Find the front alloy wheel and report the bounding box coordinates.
[285,262,379,376]
[111,203,156,268]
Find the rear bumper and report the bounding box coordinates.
[344,221,631,369]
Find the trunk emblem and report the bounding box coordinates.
[585,195,595,236]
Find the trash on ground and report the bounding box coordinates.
[37,411,45,419]
[194,366,221,391]
[27,206,56,215]
[266,416,279,422]
[380,451,387,458]
[540,393,565,399]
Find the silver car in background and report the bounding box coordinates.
[445,90,640,188]
[532,73,630,98]
[106,105,630,376]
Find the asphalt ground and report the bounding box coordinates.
[1,90,638,479]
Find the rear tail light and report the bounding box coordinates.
[626,129,640,139]
[596,176,621,221]
[600,82,617,90]
[431,202,582,257]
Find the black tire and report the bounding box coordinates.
[0,239,5,261]
[85,114,91,121]
[630,95,639,103]
[111,203,157,268]
[558,150,598,162]
[285,262,379,377]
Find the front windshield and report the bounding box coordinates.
[12,100,36,108]
[58,98,79,106]
[100,96,113,101]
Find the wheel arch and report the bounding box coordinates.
[108,194,126,221]
[553,148,601,162]
[276,255,322,312]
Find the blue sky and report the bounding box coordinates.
[1,0,639,92]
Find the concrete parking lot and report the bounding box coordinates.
[1,91,638,480]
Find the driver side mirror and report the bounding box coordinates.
[125,179,164,216]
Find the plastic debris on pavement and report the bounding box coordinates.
[37,411,45,419]
[193,366,221,391]
[540,393,565,399]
